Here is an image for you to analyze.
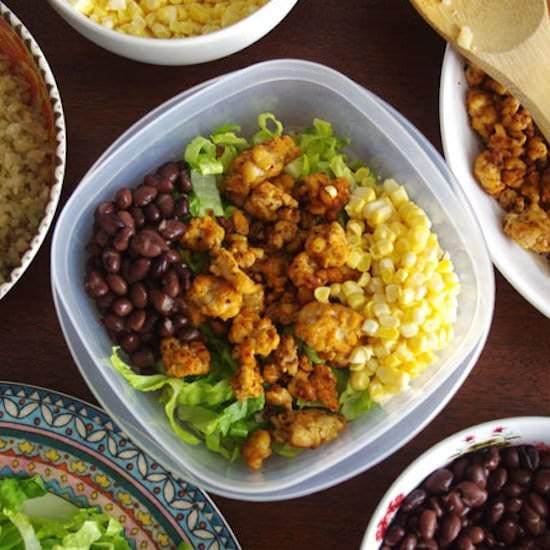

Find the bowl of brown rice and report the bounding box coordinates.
[0,3,65,301]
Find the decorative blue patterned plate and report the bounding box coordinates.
[0,382,240,549]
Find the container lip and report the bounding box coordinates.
[47,0,298,47]
[51,58,494,496]
[0,2,66,300]
[361,416,550,547]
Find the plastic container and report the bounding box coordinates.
[51,59,494,498]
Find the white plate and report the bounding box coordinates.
[440,45,550,318]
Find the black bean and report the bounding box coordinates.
[150,289,174,315]
[130,230,168,258]
[174,196,189,218]
[106,273,128,296]
[102,249,121,273]
[177,164,193,193]
[150,254,170,279]
[401,489,427,513]
[504,447,521,469]
[103,313,124,333]
[158,161,179,183]
[85,270,109,297]
[119,332,140,354]
[485,499,505,525]
[439,513,461,544]
[456,481,488,508]
[510,468,533,486]
[505,497,523,514]
[96,291,115,312]
[129,282,148,308]
[97,212,124,235]
[112,297,133,317]
[178,326,200,342]
[144,203,161,223]
[113,226,135,252]
[162,269,180,298]
[520,446,541,471]
[424,469,454,496]
[127,308,146,332]
[115,188,133,209]
[534,469,550,495]
[130,206,145,228]
[419,509,437,540]
[159,317,175,338]
[528,492,548,517]
[127,257,151,283]
[466,464,488,489]
[156,193,175,218]
[172,314,190,330]
[463,525,484,544]
[95,201,115,218]
[498,518,519,544]
[158,219,186,241]
[118,210,135,228]
[487,468,508,493]
[133,184,158,207]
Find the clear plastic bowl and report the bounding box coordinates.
[51,59,494,498]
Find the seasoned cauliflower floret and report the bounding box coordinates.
[209,247,257,294]
[227,234,264,269]
[466,89,497,139]
[232,342,264,401]
[474,149,505,196]
[223,135,300,204]
[242,429,272,470]
[187,274,243,321]
[266,219,299,250]
[287,362,339,411]
[503,203,550,253]
[295,172,350,221]
[180,215,224,251]
[295,302,363,366]
[305,221,350,268]
[160,338,210,378]
[270,409,346,449]
[265,384,293,411]
[262,333,299,382]
[244,181,298,222]
[229,308,280,356]
[288,251,326,289]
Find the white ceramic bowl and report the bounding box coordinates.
[440,45,550,319]
[51,59,494,499]
[0,3,66,301]
[47,0,298,65]
[361,416,550,548]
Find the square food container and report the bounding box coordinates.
[51,59,494,498]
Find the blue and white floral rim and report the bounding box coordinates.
[0,381,240,550]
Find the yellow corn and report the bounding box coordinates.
[350,370,370,391]
[314,286,331,304]
[71,0,267,37]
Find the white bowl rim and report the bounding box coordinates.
[0,2,66,300]
[361,415,550,548]
[47,0,298,47]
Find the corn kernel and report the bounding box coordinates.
[400,322,419,338]
[346,248,364,269]
[350,370,370,391]
[347,219,365,235]
[371,239,394,259]
[325,184,338,198]
[330,283,342,298]
[349,345,372,364]
[379,314,399,329]
[314,286,331,304]
[348,292,366,310]
[383,178,400,192]
[361,319,379,336]
[365,357,378,373]
[356,253,372,272]
[369,380,388,404]
[357,271,371,287]
[385,284,400,303]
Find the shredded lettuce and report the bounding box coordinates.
[0,476,132,550]
[188,172,224,217]
[252,112,284,144]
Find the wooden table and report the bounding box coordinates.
[1,1,549,548]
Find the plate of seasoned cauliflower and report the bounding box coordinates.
[440,45,550,319]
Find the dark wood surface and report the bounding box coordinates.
[1,1,549,548]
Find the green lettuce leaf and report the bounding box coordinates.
[188,171,224,217]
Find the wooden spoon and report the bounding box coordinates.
[410,0,550,143]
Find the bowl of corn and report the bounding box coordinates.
[51,59,495,499]
[46,0,299,65]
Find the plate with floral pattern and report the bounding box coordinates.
[0,381,240,550]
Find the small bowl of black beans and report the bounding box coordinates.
[361,417,550,549]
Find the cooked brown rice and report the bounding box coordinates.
[0,53,53,284]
